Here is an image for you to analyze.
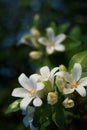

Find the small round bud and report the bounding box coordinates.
[29,51,42,60]
[47,92,58,105]
[30,28,40,38]
[59,64,67,71]
[62,98,74,108]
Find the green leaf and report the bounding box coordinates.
[5,99,21,114]
[57,23,70,33]
[52,106,64,129]
[50,22,70,34]
[63,109,73,125]
[69,26,81,40]
[81,72,87,78]
[63,36,80,51]
[40,121,50,130]
[69,51,87,72]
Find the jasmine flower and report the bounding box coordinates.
[63,63,87,97]
[12,73,44,110]
[38,27,66,54]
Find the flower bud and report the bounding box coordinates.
[10,100,20,109]
[56,76,66,92]
[59,64,67,71]
[30,28,40,38]
[47,92,58,105]
[29,51,42,60]
[62,98,74,108]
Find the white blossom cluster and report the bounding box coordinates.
[12,63,87,129]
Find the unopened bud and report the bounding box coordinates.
[29,51,42,60]
[62,98,74,108]
[47,92,58,105]
[30,28,40,38]
[59,64,67,71]
[56,76,66,92]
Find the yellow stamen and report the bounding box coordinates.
[72,81,77,88]
[31,89,35,95]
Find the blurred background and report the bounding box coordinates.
[0,0,87,130]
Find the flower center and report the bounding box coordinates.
[71,81,78,88]
[49,40,54,47]
[31,89,36,95]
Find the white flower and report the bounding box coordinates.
[63,63,87,97]
[30,66,59,88]
[22,106,38,130]
[12,73,44,110]
[38,27,66,54]
[18,33,39,48]
[62,97,74,108]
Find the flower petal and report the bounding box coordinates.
[12,88,28,98]
[33,97,42,107]
[46,46,54,54]
[40,66,50,81]
[18,73,36,91]
[30,74,41,82]
[55,44,65,51]
[76,86,86,97]
[63,72,73,83]
[54,34,66,44]
[78,77,87,87]
[46,27,54,41]
[18,73,31,90]
[18,38,29,46]
[51,67,59,77]
[30,74,45,90]
[20,96,34,110]
[38,37,48,46]
[72,63,82,81]
[55,71,65,77]
[36,82,44,91]
[63,84,74,94]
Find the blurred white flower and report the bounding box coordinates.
[47,92,58,105]
[17,34,32,46]
[22,106,38,130]
[18,28,40,48]
[63,63,87,97]
[38,27,66,54]
[62,97,74,108]
[12,73,44,110]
